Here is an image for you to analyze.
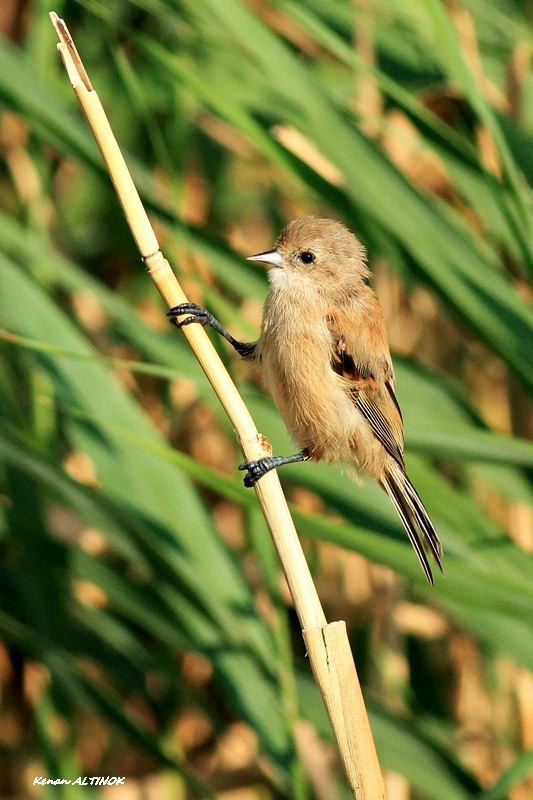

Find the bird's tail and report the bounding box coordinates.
[380,466,443,584]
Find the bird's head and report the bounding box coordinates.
[247,216,369,290]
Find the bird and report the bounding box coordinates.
[168,216,443,583]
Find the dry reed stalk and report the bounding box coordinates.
[50,13,385,798]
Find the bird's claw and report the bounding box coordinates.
[167,303,212,329]
[238,457,276,488]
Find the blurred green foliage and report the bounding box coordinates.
[1,0,533,797]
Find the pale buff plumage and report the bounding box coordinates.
[254,216,442,583]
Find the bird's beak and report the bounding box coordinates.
[246,248,283,267]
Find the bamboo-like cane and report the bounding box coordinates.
[49,13,385,799]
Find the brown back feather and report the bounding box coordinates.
[327,307,404,467]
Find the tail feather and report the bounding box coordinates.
[402,476,443,565]
[380,468,443,584]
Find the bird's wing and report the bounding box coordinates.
[327,311,405,467]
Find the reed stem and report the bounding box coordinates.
[50,13,385,797]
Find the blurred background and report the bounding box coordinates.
[1,0,533,798]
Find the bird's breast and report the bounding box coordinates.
[259,295,360,461]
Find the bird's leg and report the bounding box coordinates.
[239,449,310,488]
[168,303,257,358]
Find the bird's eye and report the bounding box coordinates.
[300,251,315,264]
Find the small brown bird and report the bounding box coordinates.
[168,216,443,583]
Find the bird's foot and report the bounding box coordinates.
[167,303,212,329]
[239,450,310,487]
[238,457,284,487]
